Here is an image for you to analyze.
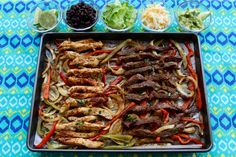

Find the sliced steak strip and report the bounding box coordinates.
[123,116,162,128]
[125,93,148,102]
[162,56,182,63]
[123,74,145,86]
[149,91,180,100]
[118,53,161,64]
[124,66,153,77]
[127,80,160,92]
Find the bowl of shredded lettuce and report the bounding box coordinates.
[101,0,138,31]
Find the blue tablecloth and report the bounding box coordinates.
[0,0,235,156]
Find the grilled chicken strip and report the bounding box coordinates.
[57,131,97,138]
[56,137,104,148]
[65,107,114,120]
[69,86,103,94]
[67,68,102,77]
[68,115,98,122]
[70,93,100,99]
[70,56,99,67]
[56,121,104,131]
[68,77,104,86]
[59,39,103,53]
[63,51,80,59]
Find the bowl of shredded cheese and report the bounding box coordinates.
[140,2,172,32]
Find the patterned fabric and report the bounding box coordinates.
[0,0,235,156]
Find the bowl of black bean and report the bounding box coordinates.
[63,1,98,31]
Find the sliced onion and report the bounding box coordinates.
[49,86,60,102]
[58,86,68,96]
[176,82,194,98]
[62,59,69,72]
[154,124,175,134]
[42,61,51,75]
[109,119,123,134]
[108,62,125,75]
[183,127,196,133]
[170,40,187,69]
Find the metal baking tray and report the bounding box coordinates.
[27,32,212,152]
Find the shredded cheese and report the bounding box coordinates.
[141,4,170,30]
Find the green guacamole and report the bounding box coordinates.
[178,8,211,31]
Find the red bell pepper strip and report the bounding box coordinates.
[140,101,147,119]
[161,109,169,124]
[43,68,52,100]
[104,89,118,96]
[155,136,161,142]
[90,102,136,141]
[35,121,58,148]
[102,68,107,86]
[104,76,123,95]
[172,134,203,145]
[85,50,113,56]
[185,42,202,110]
[110,76,123,86]
[181,117,204,128]
[182,99,192,110]
[59,71,69,85]
[39,104,46,116]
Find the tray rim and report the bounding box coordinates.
[27,32,213,153]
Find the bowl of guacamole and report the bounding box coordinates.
[175,0,212,33]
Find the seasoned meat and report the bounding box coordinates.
[125,93,148,102]
[70,93,100,99]
[63,51,80,59]
[68,77,104,86]
[127,80,160,92]
[118,53,161,64]
[129,102,179,113]
[56,121,104,131]
[67,68,102,77]
[70,56,99,67]
[127,129,156,138]
[162,56,182,63]
[162,62,179,69]
[65,107,114,120]
[57,131,97,138]
[135,44,169,52]
[69,86,103,94]
[123,74,145,86]
[157,124,185,137]
[123,116,162,128]
[149,91,180,100]
[56,137,104,148]
[122,60,159,70]
[124,66,153,77]
[68,115,98,122]
[59,39,103,53]
[146,74,170,81]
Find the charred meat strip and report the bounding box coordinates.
[117,53,161,64]
[125,93,148,102]
[56,121,105,131]
[123,74,145,86]
[70,56,99,67]
[57,131,97,138]
[149,91,180,100]
[69,86,103,94]
[56,137,104,148]
[67,68,102,77]
[123,116,162,128]
[59,39,103,53]
[68,77,103,86]
[65,107,113,120]
[70,93,100,99]
[124,66,153,77]
[126,80,160,92]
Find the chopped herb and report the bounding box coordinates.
[99,111,102,114]
[76,121,84,126]
[126,114,137,122]
[77,99,86,105]
[88,109,92,113]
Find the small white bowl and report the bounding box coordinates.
[27,1,62,33]
[101,1,138,32]
[140,1,173,32]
